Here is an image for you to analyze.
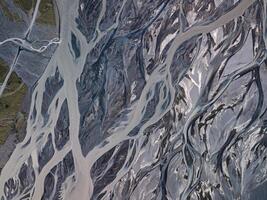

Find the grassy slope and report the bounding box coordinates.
[0,60,27,144]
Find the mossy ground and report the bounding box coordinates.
[1,0,56,25]
[0,60,27,144]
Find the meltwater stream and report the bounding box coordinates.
[0,0,267,199]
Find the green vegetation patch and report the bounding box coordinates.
[13,0,33,12]
[0,0,20,21]
[37,0,56,25]
[13,0,56,25]
[0,60,27,144]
